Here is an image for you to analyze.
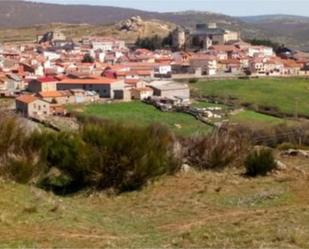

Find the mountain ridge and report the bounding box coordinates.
[1,1,309,50]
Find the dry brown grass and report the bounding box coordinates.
[0,152,308,248]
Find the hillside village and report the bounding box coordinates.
[0,3,309,248]
[0,18,309,120]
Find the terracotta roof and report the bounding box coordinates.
[59,77,119,85]
[37,76,58,83]
[209,45,239,52]
[190,54,216,60]
[37,91,64,98]
[130,70,152,76]
[16,95,38,104]
[282,59,301,68]
[219,59,240,64]
[133,87,153,92]
[125,78,139,84]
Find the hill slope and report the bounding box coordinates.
[1,152,308,248]
[0,1,309,50]
[240,15,309,50]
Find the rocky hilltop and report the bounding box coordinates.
[115,16,175,38]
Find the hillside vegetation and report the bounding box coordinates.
[0,109,309,247]
[1,153,308,248]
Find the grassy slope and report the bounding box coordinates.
[70,101,212,136]
[192,78,309,116]
[231,110,285,127]
[0,154,308,248]
[192,100,287,128]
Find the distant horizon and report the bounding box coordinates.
[24,0,309,17]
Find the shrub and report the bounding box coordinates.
[17,120,180,193]
[184,127,249,171]
[0,115,43,183]
[80,121,180,192]
[249,122,309,147]
[0,114,26,160]
[245,148,276,177]
[189,79,198,84]
[277,142,297,151]
[33,131,90,193]
[82,53,94,63]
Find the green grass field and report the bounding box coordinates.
[191,100,287,128]
[1,153,308,248]
[192,78,309,116]
[231,110,286,127]
[70,101,212,136]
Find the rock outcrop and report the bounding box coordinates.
[116,16,144,32]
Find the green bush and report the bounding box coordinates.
[189,79,198,84]
[245,148,276,177]
[80,121,180,192]
[12,120,181,194]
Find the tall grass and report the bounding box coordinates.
[0,114,42,183]
[183,126,250,170]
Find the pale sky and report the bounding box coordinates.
[26,0,309,16]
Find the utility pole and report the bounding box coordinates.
[294,97,299,119]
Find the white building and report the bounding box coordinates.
[247,46,274,58]
[154,64,172,76]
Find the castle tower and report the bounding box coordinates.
[172,27,186,50]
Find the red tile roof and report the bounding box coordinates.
[59,77,119,85]
[16,95,38,104]
[37,91,65,98]
[37,76,58,83]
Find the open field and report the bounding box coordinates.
[230,110,286,127]
[191,77,309,117]
[0,153,308,248]
[192,100,289,128]
[69,101,212,136]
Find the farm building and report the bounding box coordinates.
[57,77,125,99]
[148,80,190,99]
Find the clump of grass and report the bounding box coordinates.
[0,114,43,183]
[245,148,277,177]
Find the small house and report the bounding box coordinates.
[16,95,50,117]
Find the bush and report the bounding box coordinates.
[245,148,276,177]
[33,131,90,193]
[82,53,94,63]
[277,142,297,151]
[249,123,309,147]
[13,120,180,194]
[80,121,180,192]
[0,115,43,183]
[189,79,198,84]
[184,127,249,171]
